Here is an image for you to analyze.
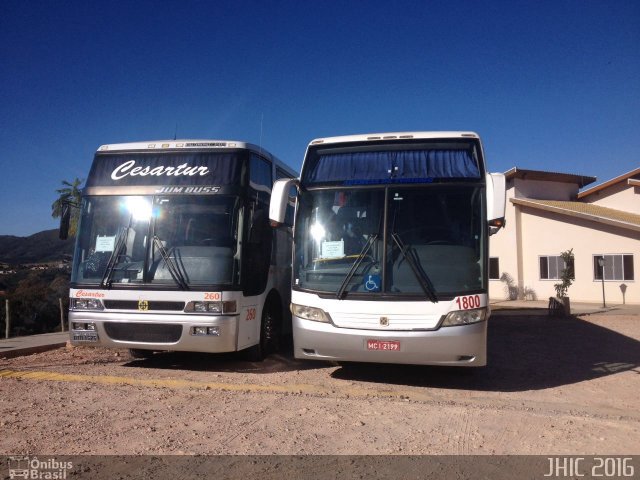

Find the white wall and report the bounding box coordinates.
[513,178,578,200]
[516,206,639,304]
[488,183,518,301]
[488,176,640,304]
[581,182,640,214]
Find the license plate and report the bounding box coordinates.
[367,339,400,351]
[73,332,99,342]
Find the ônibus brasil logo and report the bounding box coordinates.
[8,456,73,479]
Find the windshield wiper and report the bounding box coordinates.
[153,235,188,290]
[391,232,437,303]
[100,227,130,289]
[336,234,378,300]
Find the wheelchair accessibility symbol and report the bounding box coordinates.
[364,274,381,292]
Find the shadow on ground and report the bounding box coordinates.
[119,313,640,390]
[331,313,640,392]
[121,337,324,375]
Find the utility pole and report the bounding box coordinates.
[59,297,65,332]
[598,257,606,308]
[5,299,9,339]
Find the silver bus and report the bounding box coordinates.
[270,132,505,366]
[61,140,296,360]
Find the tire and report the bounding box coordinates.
[129,348,156,359]
[245,301,281,362]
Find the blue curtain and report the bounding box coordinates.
[304,150,479,184]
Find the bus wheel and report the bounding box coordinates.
[129,348,156,359]
[246,301,281,362]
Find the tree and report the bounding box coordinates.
[51,178,83,236]
[12,269,69,335]
[554,248,575,298]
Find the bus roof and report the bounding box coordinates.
[307,131,480,146]
[96,139,296,177]
[99,139,260,154]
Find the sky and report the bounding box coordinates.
[1,0,638,236]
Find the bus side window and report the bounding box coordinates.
[250,155,272,202]
[245,155,273,296]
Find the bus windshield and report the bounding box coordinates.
[294,185,485,298]
[72,195,241,287]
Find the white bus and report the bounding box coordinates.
[61,140,296,360]
[270,132,505,366]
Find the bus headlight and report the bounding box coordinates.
[291,304,332,323]
[442,308,486,327]
[72,322,96,330]
[71,298,104,310]
[188,301,237,314]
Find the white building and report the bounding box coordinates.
[489,167,640,305]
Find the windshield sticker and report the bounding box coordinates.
[95,235,115,252]
[364,274,381,292]
[321,240,344,259]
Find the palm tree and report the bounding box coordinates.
[51,178,83,237]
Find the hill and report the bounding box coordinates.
[0,229,74,265]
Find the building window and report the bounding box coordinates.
[593,255,634,281]
[489,257,500,280]
[540,255,574,280]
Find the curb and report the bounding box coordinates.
[0,342,68,360]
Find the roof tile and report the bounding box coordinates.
[511,199,640,229]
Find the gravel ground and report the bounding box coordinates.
[1,313,639,456]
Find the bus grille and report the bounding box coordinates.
[103,300,185,311]
[104,323,182,343]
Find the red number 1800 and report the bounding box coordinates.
[455,295,481,310]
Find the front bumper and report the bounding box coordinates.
[293,316,487,366]
[69,311,238,353]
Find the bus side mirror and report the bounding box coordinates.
[269,178,298,227]
[486,172,506,236]
[59,203,71,240]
